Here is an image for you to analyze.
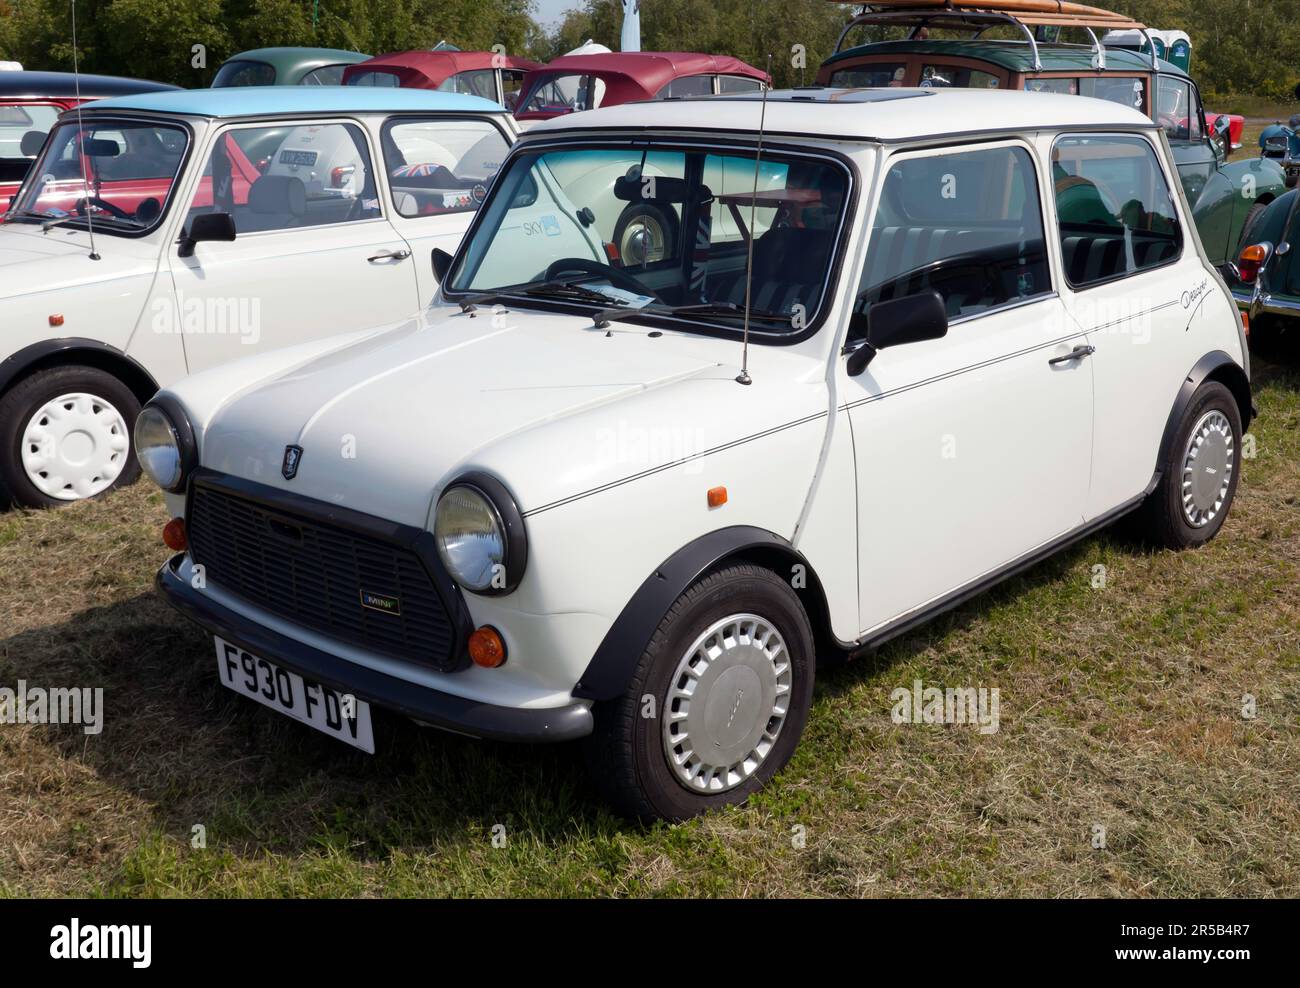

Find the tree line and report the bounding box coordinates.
[1,0,1296,101]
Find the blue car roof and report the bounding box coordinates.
[83,86,506,118]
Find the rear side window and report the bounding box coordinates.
[1053,135,1183,289]
[301,64,349,86]
[856,144,1051,324]
[718,76,764,94]
[657,75,714,99]
[382,118,510,217]
[829,63,906,88]
[920,64,1001,89]
[212,60,276,87]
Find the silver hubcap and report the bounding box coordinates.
[662,613,792,794]
[1182,409,1234,528]
[621,215,666,266]
[21,392,129,501]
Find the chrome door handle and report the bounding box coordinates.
[1048,344,1096,366]
[367,249,411,263]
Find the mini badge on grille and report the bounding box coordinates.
[360,590,401,616]
[282,444,303,480]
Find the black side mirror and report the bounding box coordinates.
[431,247,452,283]
[1212,114,1232,157]
[847,291,948,377]
[178,212,236,258]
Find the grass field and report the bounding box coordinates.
[0,359,1297,899]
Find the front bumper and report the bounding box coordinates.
[156,553,593,743]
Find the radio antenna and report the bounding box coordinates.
[736,54,772,386]
[70,0,99,260]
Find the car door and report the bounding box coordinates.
[840,141,1094,635]
[376,114,515,303]
[167,119,420,374]
[1050,132,1200,518]
[1158,76,1233,263]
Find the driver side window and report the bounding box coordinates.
[855,144,1051,332]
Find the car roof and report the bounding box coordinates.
[525,86,1156,141]
[0,71,181,99]
[343,50,542,87]
[217,48,372,75]
[525,51,769,93]
[822,39,1189,79]
[82,86,508,118]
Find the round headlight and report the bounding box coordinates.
[435,484,507,592]
[134,405,184,492]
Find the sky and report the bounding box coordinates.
[534,0,580,30]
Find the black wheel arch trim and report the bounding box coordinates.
[156,553,593,743]
[0,337,160,403]
[142,392,198,493]
[573,525,843,702]
[438,470,528,595]
[1156,351,1253,480]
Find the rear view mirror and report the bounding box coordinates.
[178,212,236,258]
[20,130,46,157]
[81,138,121,158]
[847,291,948,376]
[431,247,452,283]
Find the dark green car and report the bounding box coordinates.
[1228,190,1300,356]
[817,20,1288,270]
[212,48,371,88]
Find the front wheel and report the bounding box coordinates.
[1135,381,1242,549]
[0,365,141,508]
[584,564,815,822]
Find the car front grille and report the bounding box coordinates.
[186,481,459,670]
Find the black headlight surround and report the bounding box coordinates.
[140,393,198,494]
[438,470,528,596]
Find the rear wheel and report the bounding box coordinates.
[0,365,141,508]
[584,564,815,822]
[1136,381,1242,549]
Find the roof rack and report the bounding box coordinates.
[831,2,1159,73]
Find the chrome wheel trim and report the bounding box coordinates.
[661,613,792,794]
[1181,409,1235,528]
[621,214,667,266]
[20,392,129,501]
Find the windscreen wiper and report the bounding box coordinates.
[520,281,632,305]
[453,281,632,313]
[593,300,793,328]
[1,208,54,225]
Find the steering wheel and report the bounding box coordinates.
[543,257,654,296]
[74,196,131,220]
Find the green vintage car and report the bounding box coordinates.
[816,3,1288,270]
[212,47,372,88]
[1227,190,1300,357]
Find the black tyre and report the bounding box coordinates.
[0,365,141,509]
[584,563,815,822]
[1239,201,1269,247]
[1136,381,1243,550]
[613,202,677,267]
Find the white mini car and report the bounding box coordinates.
[146,88,1252,821]
[0,87,517,507]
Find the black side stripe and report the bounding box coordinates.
[522,410,830,517]
[525,299,1180,516]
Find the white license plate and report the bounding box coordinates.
[214,637,375,753]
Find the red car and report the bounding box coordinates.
[342,50,541,110]
[513,51,769,123]
[0,71,178,216]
